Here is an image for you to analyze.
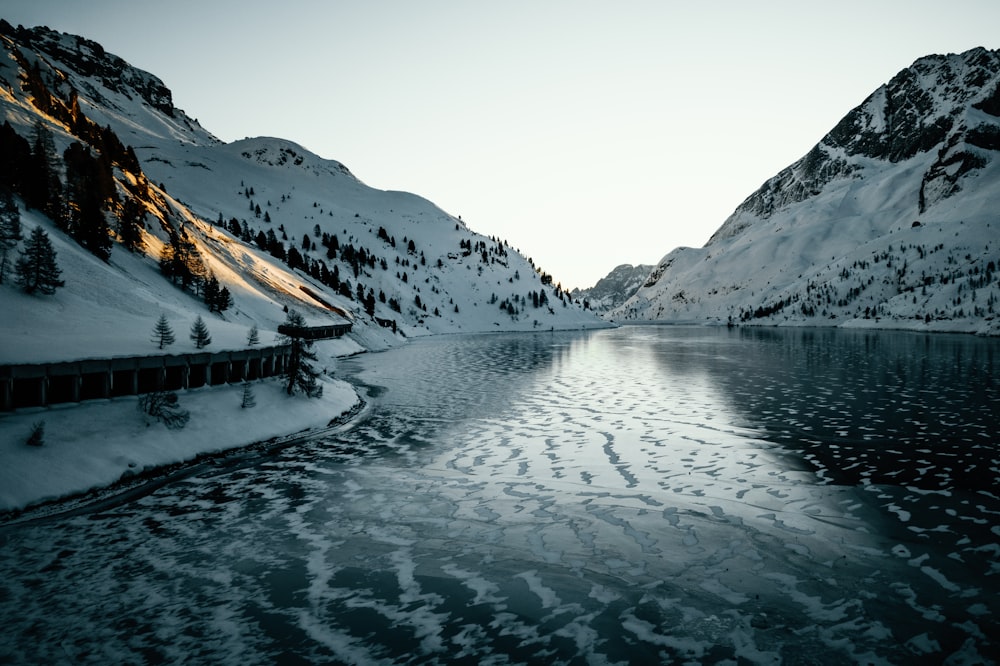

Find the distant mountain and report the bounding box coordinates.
[612,47,1000,335]
[0,22,603,364]
[570,264,653,313]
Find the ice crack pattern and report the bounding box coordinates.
[1,327,997,664]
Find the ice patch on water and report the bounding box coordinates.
[440,563,504,606]
[762,572,857,623]
[891,582,947,623]
[785,542,811,556]
[620,611,708,659]
[905,632,942,654]
[726,615,783,665]
[886,504,911,522]
[587,583,620,604]
[918,565,961,592]
[514,570,561,609]
[699,579,749,605]
[296,611,385,665]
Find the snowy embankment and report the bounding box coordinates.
[0,205,368,516]
[0,373,360,516]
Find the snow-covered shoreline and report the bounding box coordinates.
[0,374,362,517]
[615,317,1000,336]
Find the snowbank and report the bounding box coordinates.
[0,374,360,515]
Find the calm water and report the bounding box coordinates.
[1,326,997,664]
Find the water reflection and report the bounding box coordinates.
[1,326,997,664]
[677,327,999,490]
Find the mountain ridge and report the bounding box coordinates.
[570,263,654,313]
[612,47,1000,335]
[1,23,605,365]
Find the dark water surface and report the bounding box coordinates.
[1,326,998,664]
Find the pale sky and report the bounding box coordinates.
[4,1,1000,289]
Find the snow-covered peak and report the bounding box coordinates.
[570,263,654,313]
[0,20,218,148]
[227,137,357,181]
[613,48,1000,335]
[707,47,1000,246]
[1,23,605,366]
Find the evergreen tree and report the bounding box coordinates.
[254,230,268,250]
[0,188,22,284]
[119,198,145,252]
[64,141,113,261]
[279,310,322,397]
[217,286,233,312]
[190,315,212,349]
[240,380,256,409]
[24,121,63,225]
[0,121,32,195]
[15,225,63,295]
[266,228,285,260]
[159,229,185,281]
[160,227,205,291]
[151,313,175,349]
[246,324,260,346]
[203,275,220,310]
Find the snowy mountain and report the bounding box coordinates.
[612,47,1000,335]
[0,22,603,366]
[570,263,654,313]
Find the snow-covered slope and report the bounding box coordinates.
[613,48,1000,335]
[0,22,603,366]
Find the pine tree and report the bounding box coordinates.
[15,226,63,295]
[159,229,185,282]
[24,121,64,225]
[0,121,32,195]
[240,380,256,409]
[119,198,145,253]
[203,275,220,310]
[151,313,175,349]
[0,188,22,284]
[279,310,322,397]
[246,324,260,346]
[202,275,233,313]
[63,141,114,261]
[190,315,212,349]
[160,227,206,291]
[217,286,233,312]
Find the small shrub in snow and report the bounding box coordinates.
[138,390,190,429]
[26,420,45,446]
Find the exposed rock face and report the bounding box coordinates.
[709,48,1000,243]
[571,264,654,313]
[1,20,176,117]
[614,48,1000,335]
[0,21,603,351]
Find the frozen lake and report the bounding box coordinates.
[1,326,998,664]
